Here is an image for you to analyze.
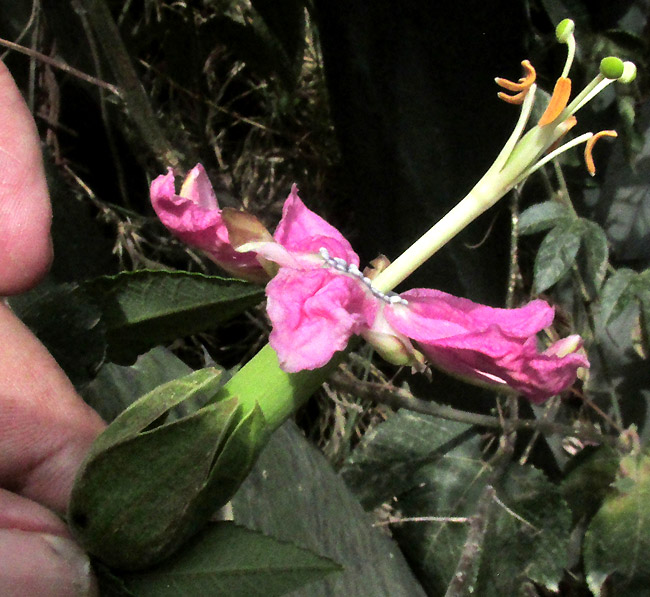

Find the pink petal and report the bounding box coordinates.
[267,268,368,372]
[150,165,266,281]
[273,185,359,266]
[395,289,555,339]
[385,291,588,402]
[417,328,586,401]
[179,164,219,210]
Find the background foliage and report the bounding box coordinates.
[2,0,650,594]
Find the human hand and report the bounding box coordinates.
[0,61,106,596]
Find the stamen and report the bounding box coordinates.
[511,131,593,188]
[555,19,576,78]
[497,90,527,105]
[538,77,572,126]
[495,60,536,104]
[546,115,578,153]
[319,247,408,305]
[584,130,617,176]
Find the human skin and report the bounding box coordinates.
[0,60,106,596]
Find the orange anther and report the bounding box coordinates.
[497,90,527,105]
[584,130,617,176]
[538,77,572,126]
[495,60,536,103]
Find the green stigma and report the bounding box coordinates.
[555,19,575,43]
[599,56,625,80]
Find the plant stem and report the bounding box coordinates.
[0,36,120,95]
[74,0,180,169]
[331,372,616,446]
[215,344,344,432]
[444,485,496,597]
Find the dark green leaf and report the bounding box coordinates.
[584,451,650,596]
[580,219,609,292]
[635,282,650,357]
[8,281,106,387]
[344,412,571,594]
[597,102,650,261]
[596,268,637,330]
[391,431,484,594]
[69,370,242,570]
[475,466,572,595]
[561,446,620,521]
[83,270,264,364]
[533,219,584,294]
[81,346,198,423]
[232,421,428,596]
[122,522,340,597]
[341,410,475,510]
[518,201,571,235]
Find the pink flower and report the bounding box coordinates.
[152,170,588,401]
[238,186,587,402]
[150,164,268,283]
[383,289,589,403]
[239,185,377,372]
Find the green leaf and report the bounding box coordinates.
[81,346,199,423]
[87,368,225,455]
[343,412,483,595]
[83,270,264,364]
[533,219,584,294]
[204,402,269,513]
[341,410,475,510]
[8,281,106,387]
[561,446,620,521]
[596,268,637,331]
[518,201,571,235]
[343,412,571,595]
[584,451,650,596]
[69,369,244,570]
[232,420,428,596]
[475,466,572,594]
[122,522,341,597]
[598,102,650,261]
[635,283,650,357]
[580,220,609,292]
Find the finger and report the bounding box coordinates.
[0,489,70,537]
[0,61,53,295]
[0,303,105,513]
[0,529,98,596]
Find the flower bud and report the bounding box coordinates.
[68,369,268,570]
